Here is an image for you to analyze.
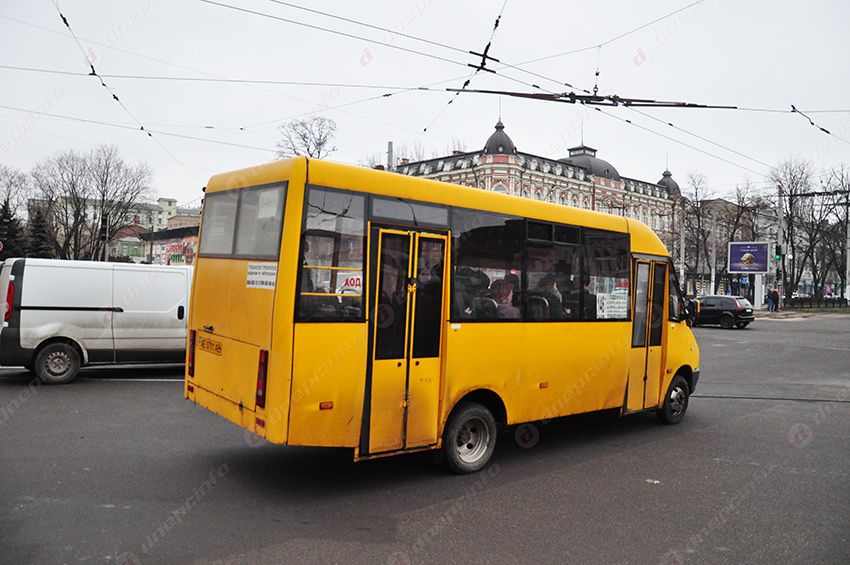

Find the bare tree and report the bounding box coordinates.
[822,164,849,297]
[275,116,337,159]
[87,145,153,260]
[30,146,152,260]
[682,173,714,290]
[394,141,426,162]
[0,164,30,215]
[771,158,836,300]
[31,150,91,260]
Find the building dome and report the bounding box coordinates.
[559,145,621,181]
[657,169,681,198]
[483,120,517,155]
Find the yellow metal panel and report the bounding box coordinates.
[192,258,276,348]
[406,357,441,447]
[369,359,407,452]
[441,322,629,427]
[288,323,367,447]
[193,332,260,412]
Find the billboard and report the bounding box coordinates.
[728,241,769,274]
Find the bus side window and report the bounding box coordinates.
[582,229,630,321]
[451,209,522,322]
[297,188,366,322]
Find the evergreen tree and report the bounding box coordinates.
[25,207,55,259]
[0,198,27,260]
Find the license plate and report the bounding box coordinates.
[198,335,222,356]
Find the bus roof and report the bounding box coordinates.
[206,157,669,258]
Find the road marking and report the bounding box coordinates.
[88,378,184,382]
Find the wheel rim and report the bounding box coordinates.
[669,386,687,417]
[44,351,71,377]
[455,416,490,464]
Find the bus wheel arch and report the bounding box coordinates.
[675,365,695,394]
[448,388,508,427]
[33,337,85,385]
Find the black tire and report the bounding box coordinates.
[442,401,497,474]
[657,374,690,425]
[34,342,81,385]
[719,314,734,329]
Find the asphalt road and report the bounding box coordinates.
[1,315,848,564]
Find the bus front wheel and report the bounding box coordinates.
[442,402,497,474]
[657,375,690,425]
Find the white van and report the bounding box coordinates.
[0,258,192,384]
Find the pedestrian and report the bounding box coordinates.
[766,289,775,312]
[773,288,780,311]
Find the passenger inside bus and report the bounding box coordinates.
[490,279,521,319]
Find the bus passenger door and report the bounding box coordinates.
[367,228,447,454]
[626,260,668,411]
[405,233,447,448]
[369,229,413,453]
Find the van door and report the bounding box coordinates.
[626,260,668,411]
[112,265,189,362]
[365,227,448,454]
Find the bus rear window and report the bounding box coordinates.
[199,183,287,259]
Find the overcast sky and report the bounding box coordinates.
[2,0,849,208]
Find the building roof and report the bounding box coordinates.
[138,225,198,241]
[559,145,621,181]
[483,120,517,155]
[657,170,681,198]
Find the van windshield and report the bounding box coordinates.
[199,183,287,260]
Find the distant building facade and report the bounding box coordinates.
[396,120,682,251]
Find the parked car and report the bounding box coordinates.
[693,295,754,329]
[1,258,192,384]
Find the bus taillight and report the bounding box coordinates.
[187,330,196,377]
[4,282,14,321]
[256,349,269,409]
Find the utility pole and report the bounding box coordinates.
[387,141,394,172]
[776,184,785,304]
[679,198,686,290]
[845,191,850,300]
[710,206,717,294]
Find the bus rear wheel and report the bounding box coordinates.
[442,402,497,474]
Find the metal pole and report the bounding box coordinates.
[679,198,686,288]
[845,193,850,300]
[710,207,717,294]
[777,184,785,305]
[387,141,394,172]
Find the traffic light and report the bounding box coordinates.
[774,243,782,261]
[99,215,108,242]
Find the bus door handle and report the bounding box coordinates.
[202,324,214,333]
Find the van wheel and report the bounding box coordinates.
[720,315,734,329]
[442,402,497,474]
[34,342,81,385]
[657,375,690,425]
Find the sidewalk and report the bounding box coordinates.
[754,309,850,319]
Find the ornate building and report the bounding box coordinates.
[396,120,682,249]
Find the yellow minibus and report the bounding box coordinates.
[186,157,699,473]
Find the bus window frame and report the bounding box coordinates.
[668,261,685,322]
[198,181,288,261]
[295,184,369,323]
